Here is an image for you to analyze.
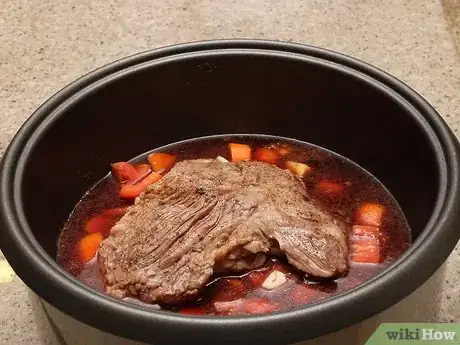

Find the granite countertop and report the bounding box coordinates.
[1,1,459,344]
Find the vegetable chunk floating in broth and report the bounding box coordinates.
[57,136,411,316]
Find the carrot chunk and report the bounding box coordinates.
[356,203,385,227]
[119,172,162,199]
[350,224,381,264]
[253,148,280,165]
[119,183,145,199]
[141,170,163,186]
[147,153,176,172]
[285,161,312,177]
[229,143,251,162]
[350,237,381,263]
[315,180,344,196]
[85,208,127,235]
[78,232,103,263]
[135,163,151,176]
[241,297,279,315]
[135,163,151,173]
[125,164,152,184]
[351,225,380,238]
[85,215,109,234]
[111,162,139,183]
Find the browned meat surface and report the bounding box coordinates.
[98,159,348,303]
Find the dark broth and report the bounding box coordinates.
[57,136,411,315]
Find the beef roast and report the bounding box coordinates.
[98,159,348,303]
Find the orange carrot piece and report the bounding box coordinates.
[356,203,385,227]
[147,153,176,172]
[350,237,381,264]
[140,170,162,186]
[78,232,103,263]
[350,224,381,264]
[119,183,145,199]
[85,215,109,234]
[229,143,251,162]
[135,163,151,173]
[253,148,280,165]
[351,225,380,238]
[135,163,151,175]
[111,162,139,183]
[285,161,312,177]
[85,208,127,235]
[241,297,279,315]
[119,172,162,199]
[315,180,344,196]
[126,164,152,184]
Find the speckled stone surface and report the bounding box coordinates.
[0,0,459,344]
[443,0,460,53]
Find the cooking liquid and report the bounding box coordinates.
[57,136,411,315]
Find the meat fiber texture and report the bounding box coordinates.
[98,159,348,303]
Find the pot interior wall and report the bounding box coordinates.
[20,53,438,257]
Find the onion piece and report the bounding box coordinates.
[285,161,312,177]
[262,270,287,290]
[216,156,229,163]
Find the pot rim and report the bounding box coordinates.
[1,39,459,345]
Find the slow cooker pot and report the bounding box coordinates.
[1,40,459,345]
